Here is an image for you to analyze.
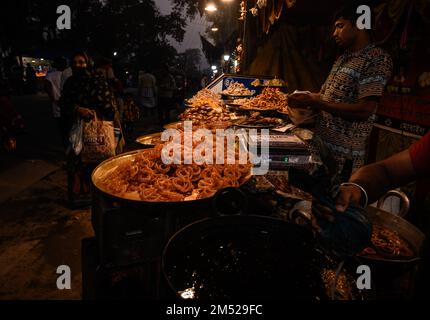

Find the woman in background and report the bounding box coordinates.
[60,51,117,207]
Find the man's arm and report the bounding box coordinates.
[336,149,416,211]
[290,52,392,121]
[318,96,378,120]
[288,93,378,121]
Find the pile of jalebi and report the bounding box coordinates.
[178,104,237,126]
[240,87,288,111]
[222,82,252,96]
[99,132,252,202]
[187,89,221,109]
[359,225,414,259]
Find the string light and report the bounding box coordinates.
[205,3,217,12]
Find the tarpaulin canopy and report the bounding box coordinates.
[200,35,223,64]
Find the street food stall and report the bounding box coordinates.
[239,0,430,150]
[1,0,429,306]
[82,75,425,300]
[82,0,429,302]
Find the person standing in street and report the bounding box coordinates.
[0,80,24,153]
[44,57,68,148]
[94,56,125,154]
[61,65,73,92]
[59,51,117,207]
[10,64,24,95]
[25,63,37,94]
[137,66,157,117]
[157,65,176,125]
[200,74,209,89]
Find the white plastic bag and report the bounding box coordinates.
[69,119,83,155]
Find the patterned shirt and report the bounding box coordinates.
[60,71,117,132]
[315,44,393,173]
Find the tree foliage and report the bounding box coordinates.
[175,48,202,77]
[0,0,199,71]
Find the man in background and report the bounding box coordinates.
[44,57,68,148]
[157,65,176,125]
[25,63,37,94]
[137,66,157,117]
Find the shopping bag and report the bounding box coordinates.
[81,114,116,163]
[69,119,83,156]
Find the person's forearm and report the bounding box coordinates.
[349,149,416,203]
[349,162,394,204]
[318,100,377,120]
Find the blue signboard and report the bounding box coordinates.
[221,75,273,96]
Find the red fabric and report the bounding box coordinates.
[409,132,430,177]
[409,132,430,199]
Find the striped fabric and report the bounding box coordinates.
[316,44,393,173]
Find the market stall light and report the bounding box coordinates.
[211,65,217,70]
[179,288,195,299]
[205,3,217,12]
[40,58,44,61]
[222,0,234,2]
[211,27,219,32]
[234,60,238,67]
[223,54,230,62]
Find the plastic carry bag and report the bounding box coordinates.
[69,119,83,156]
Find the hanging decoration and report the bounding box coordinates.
[286,0,296,9]
[235,41,243,73]
[250,7,259,17]
[248,0,295,34]
[257,0,268,9]
[251,0,267,17]
[239,1,246,20]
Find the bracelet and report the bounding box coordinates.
[340,182,369,208]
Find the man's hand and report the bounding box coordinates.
[335,184,362,212]
[312,203,335,227]
[288,92,322,109]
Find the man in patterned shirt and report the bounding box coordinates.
[288,3,393,176]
